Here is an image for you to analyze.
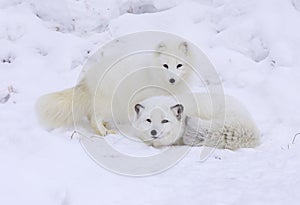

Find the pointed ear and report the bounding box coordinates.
[134,104,144,116]
[156,42,167,55]
[178,42,188,56]
[170,104,184,120]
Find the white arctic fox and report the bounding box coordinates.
[36,33,201,135]
[131,93,260,150]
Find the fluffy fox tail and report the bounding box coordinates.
[36,83,90,129]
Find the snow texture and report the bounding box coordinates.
[1,0,300,205]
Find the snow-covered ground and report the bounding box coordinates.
[1,0,300,204]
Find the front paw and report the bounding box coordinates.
[152,139,174,148]
[95,126,116,136]
[152,140,163,148]
[90,115,117,136]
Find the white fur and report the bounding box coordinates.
[131,101,185,147]
[131,93,260,150]
[36,39,196,135]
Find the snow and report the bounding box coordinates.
[1,0,300,204]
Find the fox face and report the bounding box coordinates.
[132,102,185,147]
[155,42,190,86]
[160,57,187,85]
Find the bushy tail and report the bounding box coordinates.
[36,87,76,129]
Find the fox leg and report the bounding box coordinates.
[90,114,116,136]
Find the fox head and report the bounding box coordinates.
[132,100,186,147]
[155,42,191,86]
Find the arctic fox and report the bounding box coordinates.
[36,36,198,136]
[131,93,260,150]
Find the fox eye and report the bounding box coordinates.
[177,64,183,68]
[163,64,169,69]
[146,119,152,123]
[161,119,169,124]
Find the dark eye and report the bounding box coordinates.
[161,119,169,124]
[146,119,152,123]
[177,64,183,68]
[163,64,169,69]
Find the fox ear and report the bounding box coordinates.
[170,104,184,120]
[134,104,144,116]
[178,42,188,56]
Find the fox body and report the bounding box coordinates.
[131,93,260,150]
[36,34,199,135]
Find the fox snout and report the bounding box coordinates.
[151,129,159,138]
[169,78,176,84]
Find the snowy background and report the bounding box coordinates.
[1,0,300,204]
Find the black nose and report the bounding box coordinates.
[169,78,175,84]
[151,130,157,136]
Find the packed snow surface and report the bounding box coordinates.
[1,0,300,204]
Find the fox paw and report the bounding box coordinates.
[94,126,116,136]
